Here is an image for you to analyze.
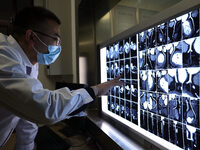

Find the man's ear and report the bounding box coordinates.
[25,29,34,44]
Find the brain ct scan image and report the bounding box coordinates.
[169,120,183,147]
[168,69,182,95]
[157,116,169,141]
[119,60,125,77]
[182,67,200,98]
[109,45,115,61]
[147,92,157,113]
[124,38,130,58]
[131,84,138,102]
[119,85,125,99]
[106,62,110,78]
[140,109,148,130]
[125,101,131,121]
[156,70,168,93]
[125,59,131,79]
[131,102,138,124]
[183,97,199,128]
[114,61,120,77]
[147,70,156,92]
[102,8,200,150]
[120,99,125,118]
[157,23,167,46]
[130,58,137,80]
[182,10,199,40]
[114,86,120,97]
[110,62,115,78]
[130,36,137,57]
[168,94,182,121]
[168,17,182,43]
[169,42,183,68]
[148,112,158,135]
[139,50,147,70]
[115,98,120,115]
[119,41,124,59]
[147,48,156,69]
[184,124,200,150]
[147,27,156,48]
[114,43,119,60]
[139,31,147,51]
[140,91,147,110]
[110,96,115,113]
[157,94,168,117]
[156,46,168,69]
[124,83,131,100]
[140,70,148,91]
[183,37,200,67]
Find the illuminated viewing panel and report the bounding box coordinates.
[100,8,200,150]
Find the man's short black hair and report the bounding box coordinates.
[13,6,61,35]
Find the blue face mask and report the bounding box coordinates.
[32,32,61,65]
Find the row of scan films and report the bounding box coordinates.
[105,8,200,150]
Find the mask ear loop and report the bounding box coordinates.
[32,32,48,47]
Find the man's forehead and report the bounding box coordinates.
[42,19,60,35]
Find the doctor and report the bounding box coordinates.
[0,6,123,150]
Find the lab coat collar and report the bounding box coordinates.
[7,34,34,68]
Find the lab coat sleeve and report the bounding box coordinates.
[0,50,94,124]
[0,74,94,124]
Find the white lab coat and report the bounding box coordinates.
[0,33,94,149]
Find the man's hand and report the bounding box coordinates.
[91,75,124,97]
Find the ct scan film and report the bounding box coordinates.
[105,36,138,124]
[101,8,200,150]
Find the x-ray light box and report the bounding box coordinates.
[100,5,200,150]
